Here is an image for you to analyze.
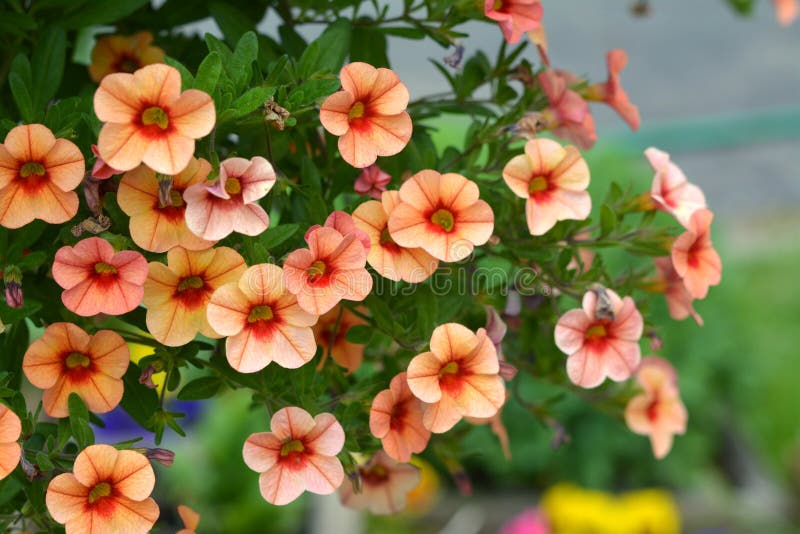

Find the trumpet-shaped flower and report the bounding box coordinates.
[484,0,544,44]
[355,164,391,199]
[94,63,215,175]
[46,444,159,534]
[584,50,640,131]
[671,208,722,300]
[243,406,345,505]
[53,237,148,316]
[313,305,368,373]
[143,246,247,346]
[502,138,591,236]
[0,124,84,228]
[554,288,643,388]
[653,257,703,326]
[538,70,597,150]
[388,170,494,262]
[369,372,431,462]
[645,147,706,229]
[0,405,21,480]
[177,505,200,534]
[320,62,412,168]
[89,31,165,82]
[339,451,421,515]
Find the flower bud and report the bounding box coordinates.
[144,448,175,467]
[138,366,157,389]
[498,361,518,382]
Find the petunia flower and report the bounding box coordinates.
[584,49,640,131]
[625,357,687,459]
[653,257,703,326]
[537,70,597,150]
[53,237,148,316]
[502,138,591,236]
[89,31,165,83]
[0,405,21,480]
[671,208,722,300]
[554,287,644,388]
[369,372,431,462]
[387,170,494,262]
[305,210,371,252]
[206,264,317,373]
[407,323,506,433]
[94,63,215,175]
[46,444,159,534]
[484,0,544,44]
[143,246,247,346]
[22,323,129,418]
[243,406,345,506]
[320,62,412,168]
[355,164,391,199]
[283,226,373,315]
[774,0,799,25]
[645,147,706,229]
[177,505,200,534]
[313,305,368,373]
[353,190,440,282]
[90,144,122,180]
[0,124,84,228]
[339,451,421,515]
[183,156,276,241]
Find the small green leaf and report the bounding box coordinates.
[164,57,194,89]
[31,26,67,110]
[599,205,617,238]
[68,394,94,448]
[231,86,274,118]
[177,376,222,401]
[194,52,222,94]
[35,452,54,472]
[258,224,299,250]
[9,72,34,123]
[344,325,372,345]
[298,19,352,78]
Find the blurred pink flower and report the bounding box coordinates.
[485,0,544,44]
[774,0,799,25]
[671,208,721,299]
[500,508,550,534]
[653,257,703,326]
[585,49,640,131]
[355,165,391,199]
[537,70,597,150]
[646,147,706,228]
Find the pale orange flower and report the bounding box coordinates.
[625,357,687,459]
[339,451,421,515]
[89,31,165,83]
[584,49,640,131]
[671,208,721,300]
[313,305,367,373]
[653,257,703,326]
[774,0,799,25]
[243,406,345,505]
[117,158,216,252]
[484,0,543,44]
[52,237,148,316]
[0,124,84,228]
[388,170,494,262]
[353,191,439,282]
[320,62,412,168]
[143,246,246,346]
[645,147,706,228]
[177,505,200,534]
[94,63,215,175]
[0,405,21,480]
[46,444,159,534]
[369,372,431,462]
[206,264,317,373]
[305,210,370,252]
[502,138,591,236]
[407,324,505,433]
[283,226,373,315]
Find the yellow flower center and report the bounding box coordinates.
[439,361,459,377]
[177,276,203,292]
[169,189,184,207]
[280,439,305,457]
[141,106,169,130]
[585,324,608,341]
[94,262,118,275]
[430,209,455,232]
[65,352,91,369]
[119,58,139,73]
[307,260,327,282]
[349,101,365,119]
[529,175,548,194]
[20,162,46,178]
[493,0,504,10]
[88,482,112,504]
[224,177,242,195]
[248,305,274,323]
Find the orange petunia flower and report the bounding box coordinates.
[22,323,129,418]
[313,305,367,373]
[502,138,591,236]
[625,357,687,459]
[388,170,494,262]
[143,246,246,347]
[653,257,703,326]
[94,63,215,175]
[537,70,597,150]
[584,49,640,131]
[320,62,412,168]
[46,444,159,534]
[339,451,421,515]
[177,505,200,534]
[243,406,345,505]
[353,190,440,282]
[671,208,722,300]
[554,287,643,388]
[206,264,317,373]
[0,124,84,228]
[89,31,165,83]
[53,237,148,316]
[407,324,505,433]
[369,372,431,462]
[117,158,216,252]
[484,0,544,45]
[283,226,373,316]
[645,148,706,229]
[0,405,21,480]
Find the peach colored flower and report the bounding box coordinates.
[645,147,706,229]
[184,156,276,241]
[407,324,505,433]
[370,372,431,462]
[177,505,200,534]
[305,210,371,252]
[283,226,373,315]
[320,62,412,168]
[671,208,721,300]
[91,144,121,179]
[46,444,159,534]
[355,164,391,199]
[0,124,84,228]
[353,191,440,282]
[243,406,345,505]
[313,305,368,373]
[538,70,597,150]
[584,49,640,131]
[554,288,643,388]
[339,451,421,515]
[143,246,247,346]
[485,0,543,44]
[502,138,591,236]
[94,63,215,175]
[207,264,317,373]
[653,257,703,326]
[53,237,148,316]
[387,170,494,262]
[89,31,165,83]
[117,158,216,252]
[0,405,21,480]
[23,323,129,418]
[625,357,687,459]
[775,0,799,25]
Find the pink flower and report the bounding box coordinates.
[485,0,544,45]
[671,208,722,300]
[355,165,391,199]
[339,451,421,515]
[645,148,706,228]
[370,372,431,462]
[90,144,122,179]
[538,70,597,150]
[774,0,799,25]
[500,509,551,534]
[584,49,640,131]
[305,211,371,252]
[653,257,703,326]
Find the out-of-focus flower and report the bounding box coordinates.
[177,505,200,534]
[243,406,345,505]
[645,147,706,228]
[89,31,164,82]
[339,451,421,515]
[443,43,466,69]
[405,457,441,515]
[305,210,371,252]
[500,508,550,534]
[320,62,412,168]
[355,164,391,199]
[370,372,431,462]
[774,0,799,25]
[143,448,175,467]
[584,50,640,131]
[138,365,157,389]
[90,144,122,179]
[0,405,21,480]
[652,257,703,326]
[484,305,508,358]
[484,0,543,44]
[671,208,721,299]
[313,305,367,373]
[537,70,597,150]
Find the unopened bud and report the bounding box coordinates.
[4,281,23,309]
[138,366,157,389]
[144,448,175,467]
[498,361,518,381]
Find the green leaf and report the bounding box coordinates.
[298,18,352,78]
[35,452,54,472]
[599,205,617,238]
[9,55,34,122]
[350,25,388,67]
[725,0,755,14]
[344,324,372,345]
[177,376,222,401]
[231,86,274,118]
[31,26,67,110]
[258,223,299,250]
[209,2,256,45]
[119,366,160,430]
[68,394,94,448]
[60,0,151,28]
[164,56,194,89]
[230,31,259,90]
[194,52,222,94]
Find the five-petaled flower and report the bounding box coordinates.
[89,31,165,83]
[0,405,21,480]
[671,208,722,300]
[313,305,368,373]
[339,451,421,515]
[484,0,544,45]
[584,49,640,131]
[370,372,431,462]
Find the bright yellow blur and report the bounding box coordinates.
[404,457,441,516]
[128,342,166,393]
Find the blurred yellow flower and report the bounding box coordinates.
[404,457,441,516]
